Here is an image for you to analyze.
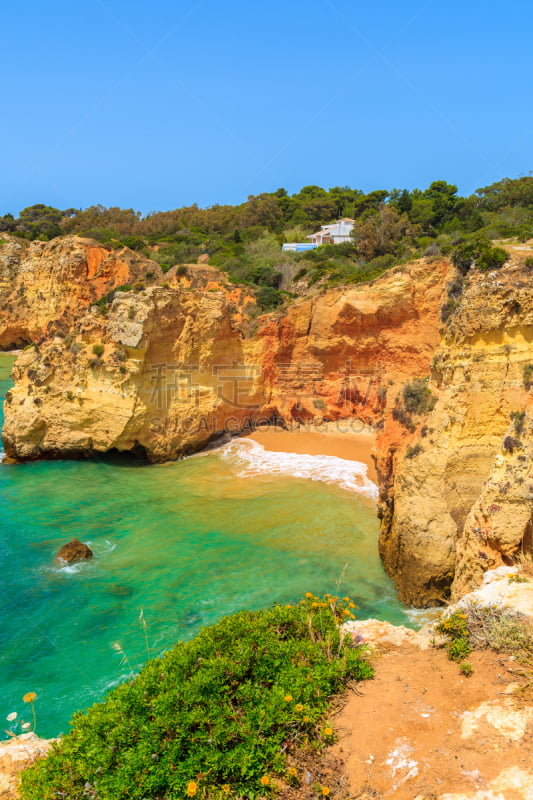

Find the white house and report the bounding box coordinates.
[307,218,355,246]
[281,218,354,252]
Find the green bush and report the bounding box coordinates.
[92,344,104,357]
[523,364,533,389]
[255,285,284,310]
[437,611,471,663]
[20,598,372,800]
[402,380,435,415]
[477,245,508,271]
[452,239,508,273]
[510,411,526,435]
[405,443,423,459]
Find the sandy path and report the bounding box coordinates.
[330,646,533,799]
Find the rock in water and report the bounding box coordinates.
[56,538,93,563]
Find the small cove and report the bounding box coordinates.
[0,354,411,738]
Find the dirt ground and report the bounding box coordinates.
[326,645,533,799]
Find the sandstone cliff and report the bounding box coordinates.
[2,258,446,463]
[0,235,162,349]
[378,257,533,605]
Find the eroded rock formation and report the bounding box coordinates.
[0,235,161,349]
[2,258,446,463]
[377,258,533,605]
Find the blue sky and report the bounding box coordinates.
[1,0,532,215]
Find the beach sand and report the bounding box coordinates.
[247,423,377,482]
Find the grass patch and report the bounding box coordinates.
[20,596,372,800]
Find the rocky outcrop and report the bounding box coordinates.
[2,275,266,462]
[377,259,533,605]
[2,258,446,463]
[0,734,56,799]
[56,538,93,563]
[0,235,162,349]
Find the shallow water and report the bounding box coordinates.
[0,354,409,738]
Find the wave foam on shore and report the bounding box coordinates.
[220,439,378,500]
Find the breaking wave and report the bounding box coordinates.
[220,439,378,500]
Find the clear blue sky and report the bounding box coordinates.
[2,0,532,215]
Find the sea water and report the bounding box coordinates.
[0,354,409,738]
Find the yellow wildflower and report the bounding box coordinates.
[295,703,304,711]
[284,694,293,702]
[23,692,37,704]
[305,592,313,598]
[260,775,270,786]
[303,715,310,722]
[324,726,333,736]
[186,780,198,796]
[287,767,297,777]
[312,602,319,608]
[342,596,350,602]
[221,785,230,793]
[321,787,331,796]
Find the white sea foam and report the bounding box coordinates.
[220,439,378,500]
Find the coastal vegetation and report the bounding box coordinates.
[437,593,533,681]
[20,595,372,800]
[1,176,533,310]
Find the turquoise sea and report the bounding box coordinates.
[0,354,410,739]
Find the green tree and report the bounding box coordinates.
[16,204,63,240]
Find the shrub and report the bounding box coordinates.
[452,241,478,274]
[402,380,435,415]
[392,401,415,432]
[405,444,423,459]
[20,598,372,800]
[523,364,533,389]
[255,285,284,310]
[437,611,471,663]
[477,245,508,271]
[524,256,533,268]
[503,435,520,453]
[440,298,459,322]
[452,240,508,273]
[92,344,104,357]
[510,411,526,435]
[121,235,146,251]
[176,264,188,276]
[437,603,533,678]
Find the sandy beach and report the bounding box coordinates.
[247,422,377,482]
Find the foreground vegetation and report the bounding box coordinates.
[2,176,533,309]
[20,596,372,800]
[437,582,533,681]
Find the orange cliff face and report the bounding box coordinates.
[0,234,162,349]
[1,256,448,465]
[257,258,448,428]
